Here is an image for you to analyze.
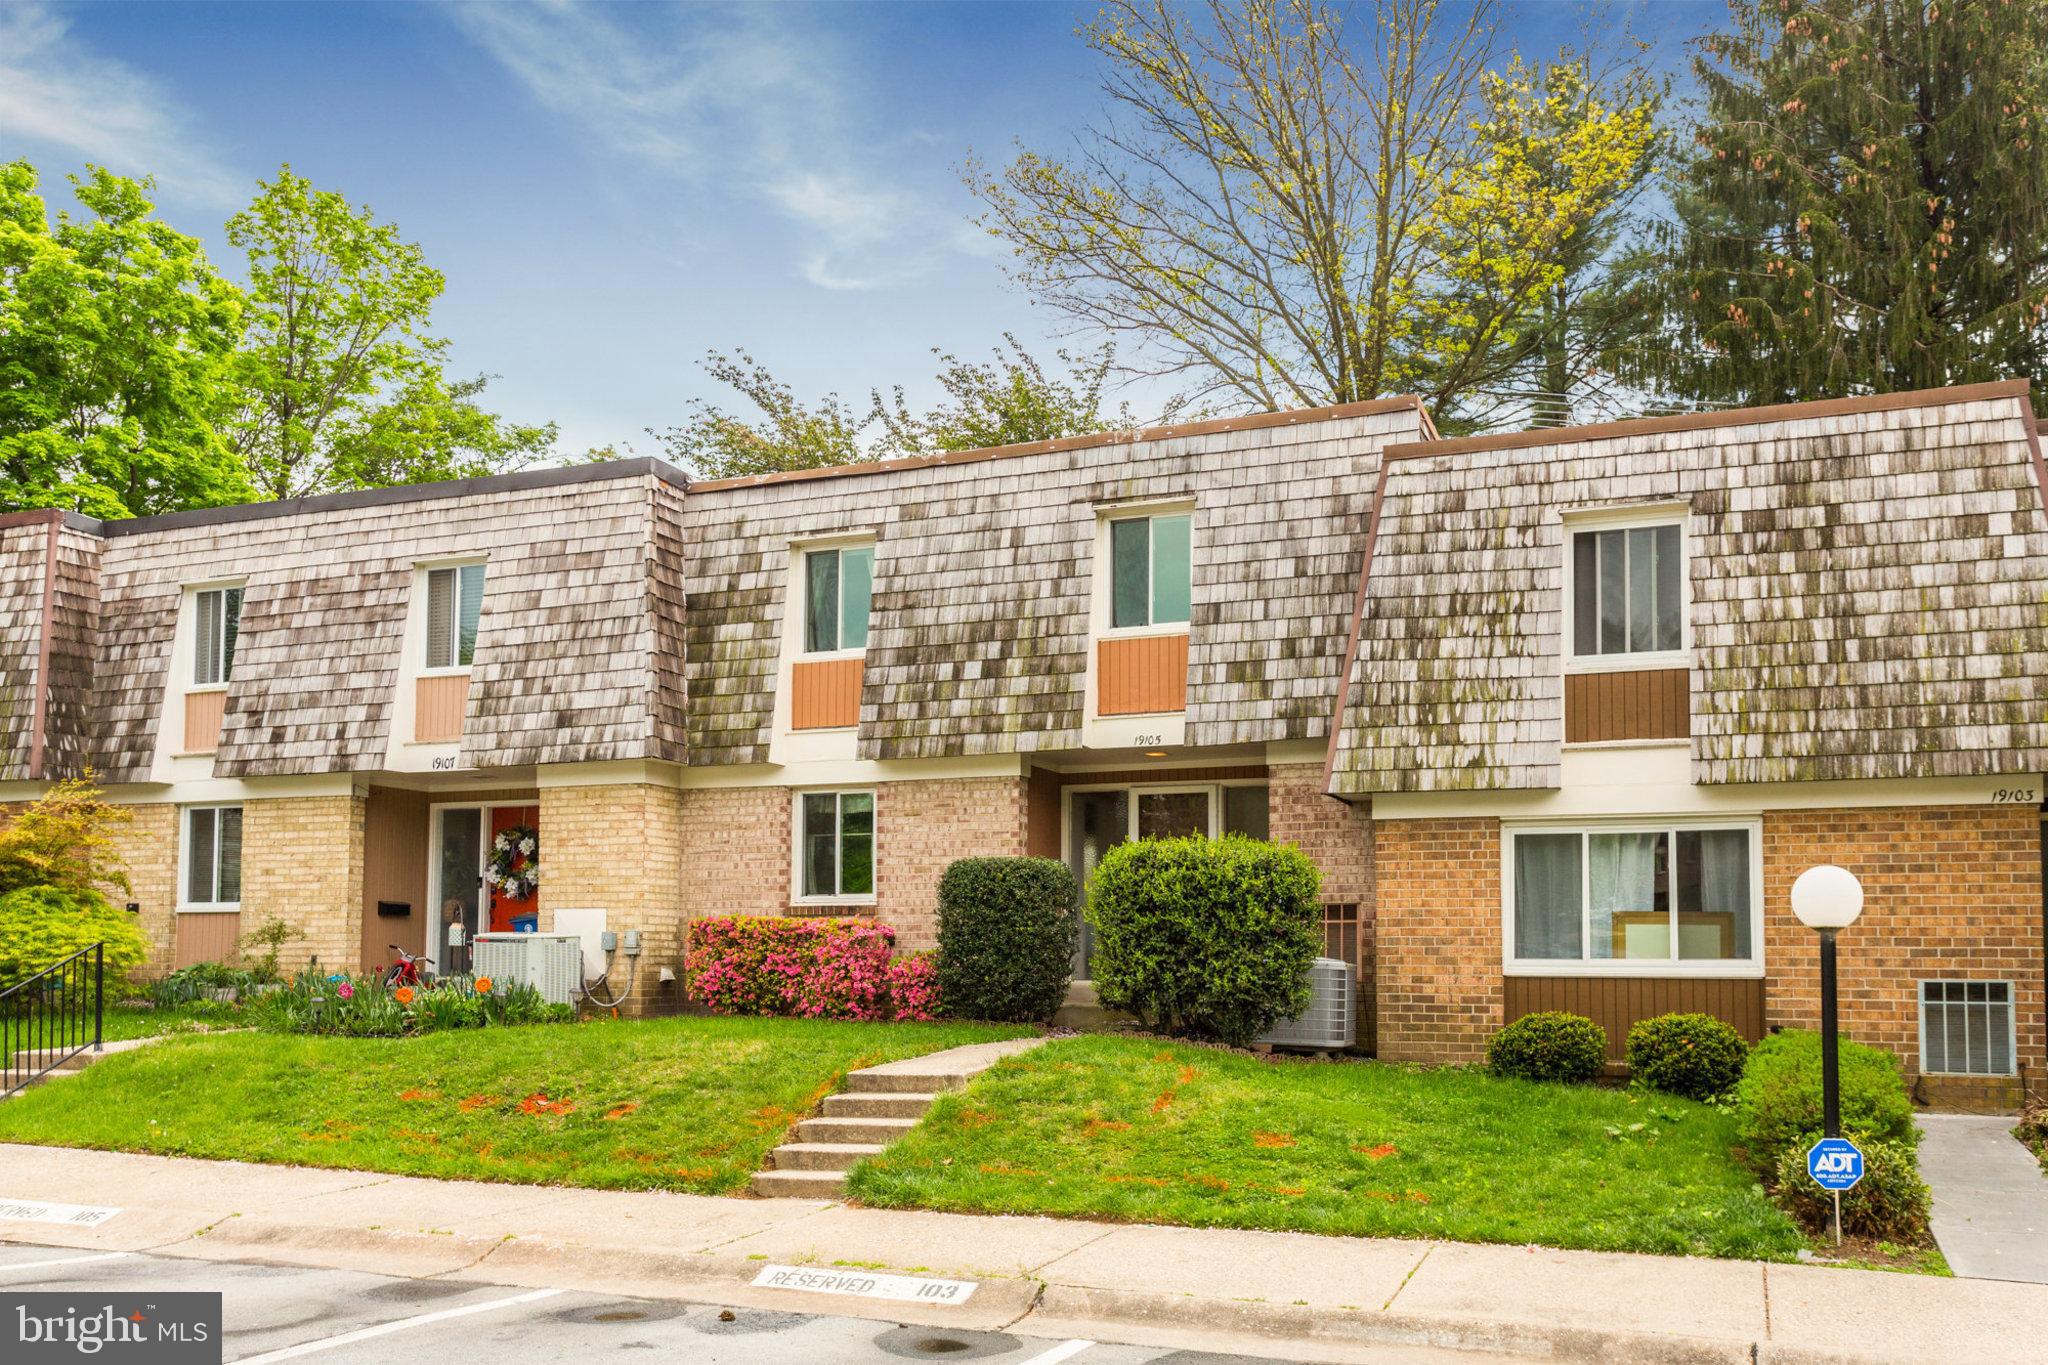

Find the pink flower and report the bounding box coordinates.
[336,980,355,1000]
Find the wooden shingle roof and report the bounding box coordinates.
[1327,382,2048,793]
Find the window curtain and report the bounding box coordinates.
[1685,829,1750,959]
[1513,834,1582,959]
[1589,833,1661,959]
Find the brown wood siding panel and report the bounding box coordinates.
[1098,633,1189,716]
[414,674,468,743]
[1025,765,1061,859]
[173,912,241,968]
[182,690,225,754]
[1503,975,1765,1066]
[791,657,863,730]
[360,786,429,972]
[1564,668,1689,744]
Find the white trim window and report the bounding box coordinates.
[1567,516,1685,669]
[1504,821,1761,976]
[1108,512,1192,631]
[797,789,875,901]
[193,586,242,686]
[182,805,244,910]
[1919,980,2016,1076]
[803,545,873,655]
[425,563,486,670]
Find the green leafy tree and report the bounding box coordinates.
[968,0,1663,427]
[0,162,249,517]
[225,167,553,498]
[1633,0,2048,411]
[654,336,1151,479]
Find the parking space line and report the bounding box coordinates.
[234,1287,564,1363]
[1016,1340,1094,1365]
[0,1251,135,1276]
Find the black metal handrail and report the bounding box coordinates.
[1,942,103,1097]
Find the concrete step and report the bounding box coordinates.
[796,1115,921,1145]
[820,1091,936,1120]
[843,1067,969,1095]
[10,1049,101,1070]
[9,1066,89,1091]
[771,1142,885,1172]
[750,1168,847,1199]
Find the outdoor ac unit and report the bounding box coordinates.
[1256,956,1355,1050]
[472,932,583,1006]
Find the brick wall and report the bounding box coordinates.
[91,801,179,977]
[1373,816,1502,1063]
[1762,804,2045,1095]
[678,784,793,919]
[242,794,366,972]
[874,776,1029,949]
[540,782,687,1012]
[1269,764,1378,1048]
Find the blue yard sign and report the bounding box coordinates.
[1807,1137,1865,1192]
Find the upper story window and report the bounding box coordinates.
[1109,513,1191,630]
[425,563,485,670]
[804,546,873,654]
[193,587,242,686]
[1570,522,1682,660]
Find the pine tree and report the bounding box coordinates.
[1633,0,2048,412]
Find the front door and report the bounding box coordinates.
[1065,786,1215,980]
[486,804,541,932]
[434,808,484,975]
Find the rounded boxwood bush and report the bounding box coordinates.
[1771,1138,1931,1243]
[1087,834,1320,1048]
[0,885,151,995]
[936,857,1078,1022]
[1626,1012,1750,1101]
[1487,1011,1608,1083]
[1733,1030,1917,1174]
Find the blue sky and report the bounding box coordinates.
[0,0,1722,459]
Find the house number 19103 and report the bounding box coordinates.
[1992,787,2037,804]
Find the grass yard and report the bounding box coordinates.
[0,1015,1029,1195]
[95,1001,250,1041]
[845,1035,1804,1261]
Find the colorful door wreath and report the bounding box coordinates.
[487,825,540,899]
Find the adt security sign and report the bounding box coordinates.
[1807,1136,1865,1191]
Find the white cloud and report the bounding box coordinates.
[448,1,952,291]
[0,3,242,207]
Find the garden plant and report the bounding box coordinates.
[1626,1012,1749,1101]
[935,856,1078,1022]
[1486,1011,1608,1084]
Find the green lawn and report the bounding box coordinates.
[844,1035,1804,1261]
[96,1001,250,1041]
[0,1015,1028,1195]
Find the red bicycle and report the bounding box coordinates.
[383,945,434,990]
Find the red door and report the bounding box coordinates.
[487,804,541,932]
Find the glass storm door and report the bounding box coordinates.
[1067,791,1128,980]
[435,808,483,975]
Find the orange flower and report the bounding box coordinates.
[394,986,415,1006]
[474,976,494,994]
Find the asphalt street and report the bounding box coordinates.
[0,1242,1294,1365]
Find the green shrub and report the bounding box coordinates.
[0,885,151,996]
[1487,1011,1608,1083]
[0,778,131,900]
[1771,1139,1931,1243]
[1733,1030,1917,1174]
[1626,1012,1749,1101]
[1087,834,1320,1047]
[2016,1098,2048,1173]
[150,962,267,1006]
[936,857,1078,1022]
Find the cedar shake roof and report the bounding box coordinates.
[1326,381,2048,794]
[680,405,1426,764]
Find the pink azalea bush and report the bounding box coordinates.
[688,916,941,1022]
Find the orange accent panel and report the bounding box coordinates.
[173,912,242,968]
[1098,633,1189,716]
[1564,668,1689,743]
[182,690,225,754]
[415,674,469,743]
[791,657,863,730]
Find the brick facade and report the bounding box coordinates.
[677,785,793,919]
[540,782,687,1012]
[1762,805,2045,1098]
[873,776,1029,949]
[101,801,179,975]
[241,794,366,973]
[1373,815,1502,1063]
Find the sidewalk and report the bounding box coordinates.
[1919,1113,2048,1283]
[3,1143,2044,1365]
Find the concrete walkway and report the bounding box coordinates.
[4,1144,2047,1363]
[1919,1112,2048,1284]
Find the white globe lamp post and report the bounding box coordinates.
[1790,865,1863,1144]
